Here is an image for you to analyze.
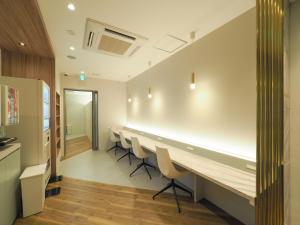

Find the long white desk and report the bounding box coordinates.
[112,127,256,205]
[0,143,21,161]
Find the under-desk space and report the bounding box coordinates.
[112,127,256,204]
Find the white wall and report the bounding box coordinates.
[65,92,89,137]
[290,1,300,224]
[127,8,256,162]
[60,76,127,151]
[127,8,256,225]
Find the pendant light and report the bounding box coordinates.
[127,75,132,103]
[147,61,152,99]
[190,31,196,90]
[148,88,152,99]
[190,72,196,90]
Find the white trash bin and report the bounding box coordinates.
[20,164,46,217]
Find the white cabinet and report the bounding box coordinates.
[0,147,21,225]
[0,159,7,223]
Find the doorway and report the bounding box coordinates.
[63,89,98,160]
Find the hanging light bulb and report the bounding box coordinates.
[190,72,196,90]
[147,60,153,99]
[189,32,197,90]
[148,88,152,99]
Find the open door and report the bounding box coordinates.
[63,89,99,160]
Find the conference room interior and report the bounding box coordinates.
[0,0,298,225]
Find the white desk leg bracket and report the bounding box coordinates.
[193,175,204,203]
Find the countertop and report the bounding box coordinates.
[112,127,256,202]
[0,143,21,161]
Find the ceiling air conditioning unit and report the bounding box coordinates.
[83,19,148,57]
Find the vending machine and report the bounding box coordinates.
[0,77,51,185]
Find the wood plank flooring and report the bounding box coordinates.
[14,177,241,225]
[64,136,92,159]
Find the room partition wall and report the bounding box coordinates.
[256,0,284,224]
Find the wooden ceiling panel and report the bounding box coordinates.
[0,0,54,58]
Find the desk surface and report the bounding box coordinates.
[112,127,256,202]
[0,143,21,161]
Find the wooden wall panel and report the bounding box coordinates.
[1,50,53,84]
[0,0,53,57]
[256,0,284,224]
[1,49,57,176]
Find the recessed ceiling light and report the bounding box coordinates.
[67,3,76,11]
[69,46,75,51]
[19,42,25,46]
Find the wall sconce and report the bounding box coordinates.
[148,88,152,99]
[190,72,196,90]
[128,96,132,103]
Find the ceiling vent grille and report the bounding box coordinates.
[83,19,148,57]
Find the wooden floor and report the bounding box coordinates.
[14,177,242,225]
[64,136,92,159]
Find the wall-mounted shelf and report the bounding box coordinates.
[55,92,61,155]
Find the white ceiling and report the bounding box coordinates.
[38,0,255,81]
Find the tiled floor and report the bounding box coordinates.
[59,148,171,192]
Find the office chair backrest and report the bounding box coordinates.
[109,128,119,142]
[120,132,131,149]
[156,146,177,178]
[131,137,148,159]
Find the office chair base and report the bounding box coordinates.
[117,150,135,165]
[152,179,193,213]
[107,142,123,155]
[130,159,156,179]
